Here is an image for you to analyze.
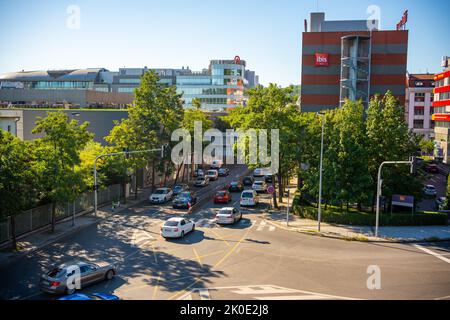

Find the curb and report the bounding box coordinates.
[262,217,450,244]
[0,197,147,269]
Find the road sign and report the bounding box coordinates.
[267,185,275,194]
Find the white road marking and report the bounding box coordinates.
[256,220,266,231]
[414,244,450,264]
[199,289,211,300]
[269,226,276,232]
[231,285,298,295]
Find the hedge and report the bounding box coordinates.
[293,202,448,227]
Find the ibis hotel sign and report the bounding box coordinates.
[314,53,329,67]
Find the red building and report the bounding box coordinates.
[300,12,408,112]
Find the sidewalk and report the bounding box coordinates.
[262,211,450,242]
[0,187,154,268]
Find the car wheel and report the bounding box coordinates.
[65,286,76,295]
[181,231,185,238]
[105,269,114,280]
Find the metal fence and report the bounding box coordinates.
[0,184,122,244]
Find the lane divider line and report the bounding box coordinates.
[413,244,450,264]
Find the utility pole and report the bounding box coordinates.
[317,112,325,232]
[375,157,415,237]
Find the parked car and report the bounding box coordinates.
[426,164,439,174]
[193,168,205,177]
[240,190,259,207]
[172,191,197,209]
[149,187,173,204]
[40,260,116,295]
[423,185,438,196]
[59,293,120,300]
[173,184,189,196]
[210,159,223,169]
[252,180,268,193]
[206,169,219,181]
[218,167,230,177]
[214,190,232,204]
[228,181,244,193]
[194,176,210,187]
[161,217,195,239]
[242,176,255,186]
[215,207,242,225]
[253,168,265,177]
[436,196,446,210]
[264,175,273,184]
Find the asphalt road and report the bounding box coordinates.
[1,165,450,300]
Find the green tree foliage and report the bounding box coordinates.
[419,138,435,155]
[31,111,93,232]
[0,131,37,249]
[191,98,202,110]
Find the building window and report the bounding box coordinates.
[414,108,424,115]
[415,92,425,102]
[413,120,424,129]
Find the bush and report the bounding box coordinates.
[294,205,448,227]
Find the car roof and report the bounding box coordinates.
[426,185,436,188]
[219,207,235,210]
[167,217,184,222]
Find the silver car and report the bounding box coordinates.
[40,260,116,295]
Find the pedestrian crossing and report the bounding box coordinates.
[178,285,357,300]
[131,229,156,248]
[192,218,276,232]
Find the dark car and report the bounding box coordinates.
[59,293,120,300]
[172,191,197,209]
[228,181,244,192]
[218,167,230,177]
[426,164,439,174]
[173,184,189,196]
[242,176,255,186]
[264,175,273,183]
[193,168,205,177]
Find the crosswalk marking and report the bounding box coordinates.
[132,230,156,248]
[257,220,266,231]
[231,285,298,295]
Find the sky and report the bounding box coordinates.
[0,0,449,87]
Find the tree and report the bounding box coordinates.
[0,131,36,250]
[106,71,184,192]
[31,112,93,232]
[366,91,422,211]
[419,138,434,156]
[191,98,202,110]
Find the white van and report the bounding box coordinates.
[240,190,259,207]
[206,169,219,181]
[210,159,223,169]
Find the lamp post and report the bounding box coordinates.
[93,147,164,216]
[317,112,326,232]
[375,158,415,237]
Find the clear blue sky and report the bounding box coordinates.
[0,0,448,86]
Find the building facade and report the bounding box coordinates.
[300,12,408,112]
[432,57,450,163]
[405,73,435,139]
[0,58,258,111]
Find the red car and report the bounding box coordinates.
[214,190,232,204]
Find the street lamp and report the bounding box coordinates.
[316,111,326,232]
[375,157,415,237]
[93,147,165,216]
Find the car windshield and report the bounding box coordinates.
[178,192,190,199]
[216,191,227,196]
[207,171,216,175]
[155,189,167,194]
[254,182,263,185]
[47,267,65,278]
[231,182,238,186]
[427,186,436,190]
[197,178,205,181]
[218,209,232,215]
[244,177,252,181]
[164,221,179,227]
[174,185,182,190]
[242,192,254,198]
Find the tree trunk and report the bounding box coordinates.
[173,160,184,186]
[134,168,138,200]
[122,180,127,204]
[10,215,17,251]
[151,159,156,192]
[277,168,283,203]
[51,202,56,233]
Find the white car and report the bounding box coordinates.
[160,217,195,239]
[253,168,264,177]
[423,185,437,196]
[149,187,173,204]
[240,190,259,207]
[216,207,242,225]
[252,181,268,193]
[206,169,219,181]
[211,159,223,169]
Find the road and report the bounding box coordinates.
[417,164,448,212]
[1,165,450,300]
